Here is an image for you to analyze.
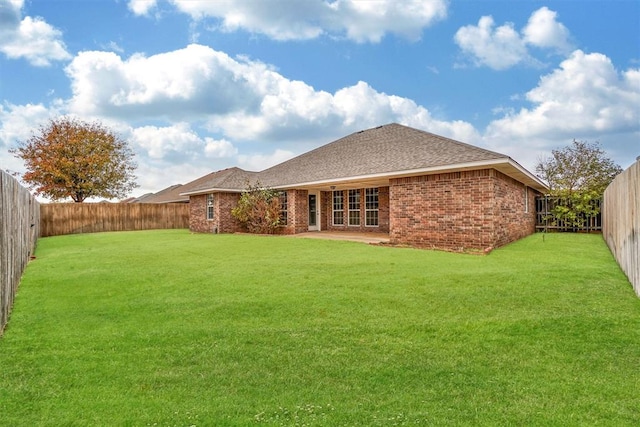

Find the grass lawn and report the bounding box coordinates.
[1,230,639,426]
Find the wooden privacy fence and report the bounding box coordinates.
[40,203,189,237]
[603,160,639,297]
[1,171,39,335]
[535,196,602,232]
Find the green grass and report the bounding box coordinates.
[1,230,639,426]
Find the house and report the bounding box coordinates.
[181,123,547,251]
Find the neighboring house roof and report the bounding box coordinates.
[138,184,187,203]
[181,123,547,195]
[180,167,259,196]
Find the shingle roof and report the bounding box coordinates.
[181,167,258,196]
[181,123,547,194]
[258,123,509,187]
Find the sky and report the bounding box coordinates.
[1,0,638,200]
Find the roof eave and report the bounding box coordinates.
[272,158,549,192]
[179,187,245,197]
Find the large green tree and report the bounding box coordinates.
[536,140,622,228]
[11,117,138,202]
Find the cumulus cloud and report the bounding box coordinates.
[65,45,261,120]
[523,7,572,52]
[128,0,158,16]
[455,7,572,70]
[129,123,237,161]
[485,50,640,169]
[0,102,58,173]
[0,0,71,66]
[146,0,448,43]
[64,44,479,147]
[238,149,297,171]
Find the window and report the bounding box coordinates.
[348,189,360,226]
[524,186,529,213]
[279,191,288,225]
[206,194,214,220]
[332,190,344,225]
[365,188,379,226]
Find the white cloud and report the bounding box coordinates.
[523,7,572,53]
[65,45,260,120]
[129,123,237,161]
[0,1,71,66]
[128,0,158,16]
[166,0,447,43]
[238,149,296,171]
[454,16,530,70]
[455,7,572,70]
[485,50,640,170]
[64,44,479,147]
[0,102,58,173]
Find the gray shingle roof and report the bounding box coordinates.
[181,167,258,195]
[180,123,546,194]
[258,123,508,187]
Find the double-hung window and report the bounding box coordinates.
[332,190,344,226]
[206,194,214,220]
[279,191,288,225]
[348,189,360,226]
[365,188,379,226]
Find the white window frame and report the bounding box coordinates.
[365,188,379,227]
[206,194,214,220]
[279,191,288,225]
[332,190,344,226]
[348,189,360,226]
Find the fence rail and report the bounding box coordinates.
[535,196,602,232]
[1,171,39,335]
[40,203,189,237]
[603,160,639,297]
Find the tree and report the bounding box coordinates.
[536,139,622,228]
[11,117,137,202]
[231,182,283,234]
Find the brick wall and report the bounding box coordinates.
[189,192,242,233]
[389,169,537,251]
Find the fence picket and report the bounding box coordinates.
[39,203,189,237]
[0,171,39,335]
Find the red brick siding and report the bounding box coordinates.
[189,193,242,233]
[389,169,537,251]
[279,189,308,234]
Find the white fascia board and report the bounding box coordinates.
[179,188,244,197]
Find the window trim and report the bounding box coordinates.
[279,191,288,225]
[365,187,379,227]
[206,194,214,220]
[332,190,344,226]
[348,189,361,226]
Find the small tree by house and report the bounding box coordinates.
[231,182,283,234]
[535,139,622,228]
[11,117,137,202]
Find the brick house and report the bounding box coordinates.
[181,123,547,251]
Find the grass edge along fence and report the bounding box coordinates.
[40,202,189,237]
[0,170,39,335]
[603,159,640,297]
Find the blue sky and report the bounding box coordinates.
[1,0,638,199]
